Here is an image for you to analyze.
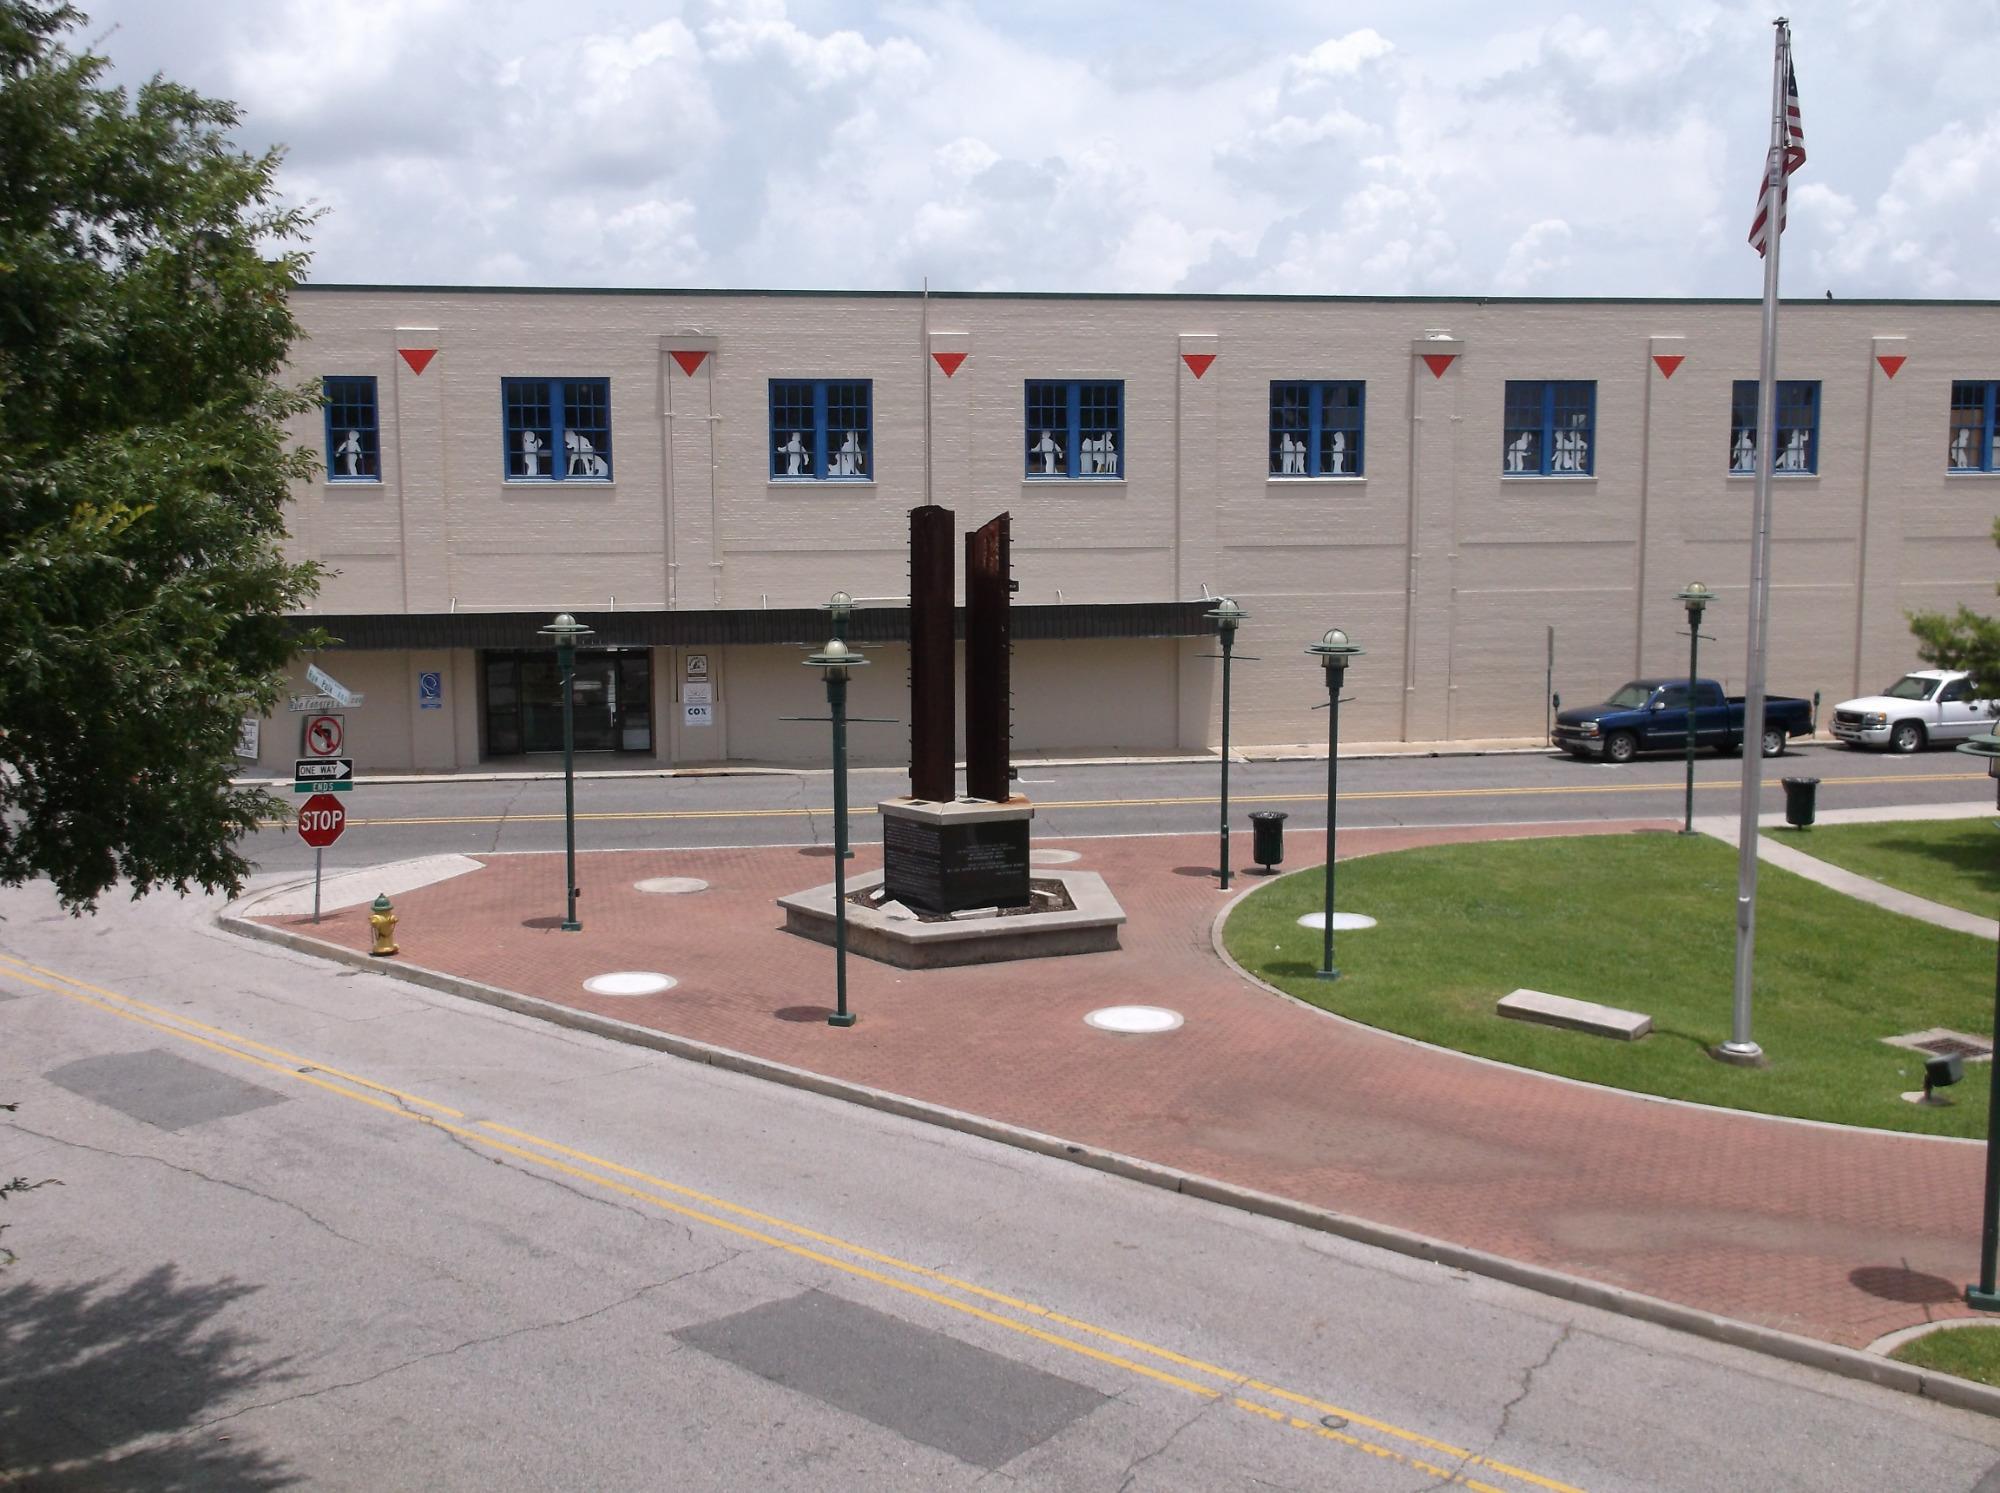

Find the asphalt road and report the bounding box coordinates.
[6,880,2000,1490]
[248,741,1991,873]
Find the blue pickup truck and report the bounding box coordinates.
[1552,678,1815,763]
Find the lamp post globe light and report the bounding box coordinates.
[1305,628,1363,981]
[806,637,869,1028]
[1206,598,1248,890]
[1674,582,1715,836]
[537,611,594,931]
[823,589,854,642]
[1957,728,2000,1310]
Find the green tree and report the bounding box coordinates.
[1908,515,2000,695]
[0,2,321,911]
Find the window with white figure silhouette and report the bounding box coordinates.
[769,380,871,481]
[1269,381,1364,478]
[502,379,612,481]
[322,376,379,481]
[1951,381,1998,472]
[1025,380,1123,479]
[1503,381,1595,477]
[1729,380,1819,475]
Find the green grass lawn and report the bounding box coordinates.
[1891,1326,2000,1387]
[1223,833,1998,1136]
[1763,817,2000,919]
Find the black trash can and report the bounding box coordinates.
[1250,810,1287,870]
[1781,776,1820,828]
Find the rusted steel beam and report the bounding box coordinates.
[907,504,956,803]
[964,512,1012,803]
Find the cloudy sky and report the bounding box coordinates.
[68,0,2000,298]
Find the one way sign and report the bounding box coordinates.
[293,757,354,792]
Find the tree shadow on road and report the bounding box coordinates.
[0,1264,299,1489]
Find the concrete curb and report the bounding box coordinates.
[218,892,2000,1421]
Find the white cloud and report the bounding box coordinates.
[1291,29,1395,80]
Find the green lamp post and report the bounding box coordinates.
[806,637,868,1028]
[823,589,854,643]
[1305,628,1364,980]
[1958,728,2000,1312]
[1674,582,1715,836]
[538,611,594,932]
[1206,598,1248,890]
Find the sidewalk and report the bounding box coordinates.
[232,817,1997,1361]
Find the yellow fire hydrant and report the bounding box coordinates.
[368,893,399,958]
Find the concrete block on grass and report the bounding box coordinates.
[1498,988,1652,1041]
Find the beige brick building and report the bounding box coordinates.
[247,285,2000,774]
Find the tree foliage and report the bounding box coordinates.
[1908,516,2000,696]
[0,2,320,910]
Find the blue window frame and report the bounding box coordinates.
[502,378,612,481]
[769,379,872,480]
[1025,380,1123,478]
[1730,380,1819,474]
[1269,381,1364,477]
[1502,381,1595,476]
[1951,381,1998,471]
[323,376,379,481]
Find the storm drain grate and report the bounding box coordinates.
[1883,1028,1993,1063]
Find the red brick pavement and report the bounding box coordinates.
[259,820,1986,1349]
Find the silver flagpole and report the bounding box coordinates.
[1720,16,1791,1066]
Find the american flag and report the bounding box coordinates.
[1748,57,1805,256]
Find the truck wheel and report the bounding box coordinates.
[1604,731,1637,764]
[1760,727,1785,758]
[1890,721,1926,754]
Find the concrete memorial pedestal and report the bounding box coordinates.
[880,796,1034,914]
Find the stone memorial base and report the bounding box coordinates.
[880,796,1033,914]
[777,869,1125,970]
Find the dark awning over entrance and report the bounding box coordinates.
[287,600,1215,652]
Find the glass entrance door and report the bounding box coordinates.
[481,649,652,758]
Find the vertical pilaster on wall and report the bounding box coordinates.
[927,330,970,512]
[662,333,719,611]
[392,327,449,613]
[1638,335,1689,674]
[1855,334,1910,695]
[1175,334,1220,608]
[1405,333,1463,742]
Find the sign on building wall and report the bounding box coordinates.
[684,702,713,728]
[684,682,712,705]
[235,717,261,760]
[685,654,708,680]
[418,670,443,710]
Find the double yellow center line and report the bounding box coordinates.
[0,949,1587,1492]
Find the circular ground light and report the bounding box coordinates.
[583,971,678,997]
[634,877,709,895]
[1296,912,1378,931]
[1084,1005,1184,1034]
[1030,848,1082,865]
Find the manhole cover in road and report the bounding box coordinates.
[635,877,709,895]
[1030,848,1082,865]
[1296,912,1378,931]
[1084,1006,1183,1034]
[583,971,678,997]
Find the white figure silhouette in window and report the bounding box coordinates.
[778,430,808,476]
[1506,431,1532,473]
[1328,430,1347,475]
[1567,419,1589,472]
[519,429,545,476]
[1095,433,1116,474]
[1780,428,1806,471]
[565,429,608,477]
[336,428,364,477]
[1032,429,1063,474]
[1951,426,1973,468]
[1734,429,1755,471]
[1276,433,1297,474]
[837,429,863,476]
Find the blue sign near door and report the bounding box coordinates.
[418,670,443,710]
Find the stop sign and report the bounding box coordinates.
[296,793,346,848]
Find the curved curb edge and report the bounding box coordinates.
[218,904,2000,1422]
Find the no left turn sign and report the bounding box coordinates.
[304,714,344,757]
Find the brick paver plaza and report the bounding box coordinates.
[256,820,1988,1350]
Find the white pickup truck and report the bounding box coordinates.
[1830,669,1997,753]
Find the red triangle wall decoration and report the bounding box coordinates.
[1652,354,1685,379]
[1877,354,1906,379]
[1182,352,1216,379]
[1421,352,1456,379]
[398,348,437,375]
[671,349,710,376]
[932,351,967,377]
